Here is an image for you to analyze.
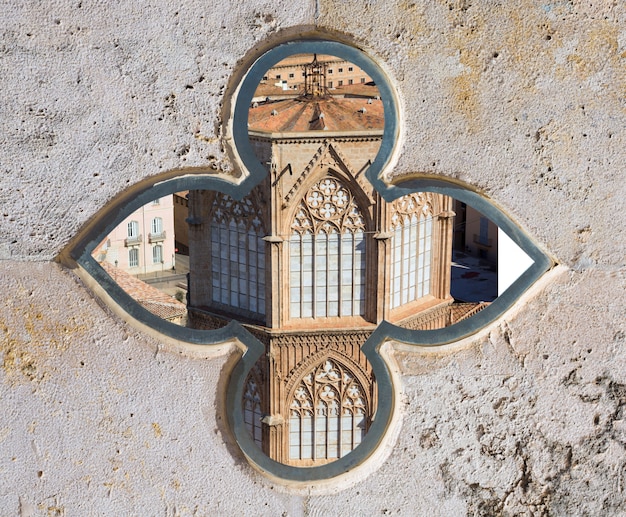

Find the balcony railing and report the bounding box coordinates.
[124,234,142,247]
[148,231,166,243]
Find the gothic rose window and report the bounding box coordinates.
[209,193,266,317]
[289,359,368,462]
[289,176,366,319]
[390,193,434,309]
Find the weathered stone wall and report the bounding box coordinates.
[1,0,624,514]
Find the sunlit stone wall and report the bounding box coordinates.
[1,1,624,514]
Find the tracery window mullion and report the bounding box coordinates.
[327,399,339,459]
[390,194,434,308]
[391,223,402,308]
[315,399,327,460]
[219,222,229,305]
[258,233,266,314]
[340,232,352,317]
[418,218,425,298]
[340,408,352,458]
[209,193,266,317]
[229,220,238,307]
[302,232,313,318]
[248,228,257,313]
[424,216,432,296]
[289,176,366,320]
[353,230,365,315]
[237,220,247,309]
[408,215,418,301]
[401,219,411,305]
[289,233,302,318]
[302,409,313,459]
[315,232,327,318]
[328,231,339,317]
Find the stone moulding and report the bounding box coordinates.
[57,35,555,484]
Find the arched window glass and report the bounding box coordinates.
[289,359,368,462]
[128,248,139,268]
[152,244,162,264]
[151,217,163,236]
[290,176,365,319]
[127,220,139,239]
[390,193,434,309]
[243,376,263,449]
[209,193,266,317]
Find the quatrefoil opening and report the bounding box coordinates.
[60,38,553,483]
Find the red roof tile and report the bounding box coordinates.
[99,261,187,322]
[248,97,384,133]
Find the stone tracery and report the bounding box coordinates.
[291,175,365,235]
[288,358,368,463]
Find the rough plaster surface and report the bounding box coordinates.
[1,0,625,514]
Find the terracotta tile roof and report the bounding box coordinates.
[254,83,298,98]
[99,261,187,322]
[449,302,490,323]
[248,97,384,133]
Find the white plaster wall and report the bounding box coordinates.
[1,0,625,514]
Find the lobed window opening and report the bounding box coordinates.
[65,37,553,483]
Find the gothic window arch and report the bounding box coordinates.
[209,192,266,318]
[243,374,263,449]
[390,193,434,309]
[289,175,366,319]
[288,358,368,463]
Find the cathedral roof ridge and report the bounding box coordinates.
[248,95,384,133]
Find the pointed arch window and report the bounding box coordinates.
[390,193,434,309]
[243,376,263,449]
[289,359,368,462]
[209,193,266,317]
[289,176,365,319]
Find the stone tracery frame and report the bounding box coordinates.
[289,174,368,320]
[59,34,555,484]
[287,357,371,465]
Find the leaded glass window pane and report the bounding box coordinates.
[209,192,266,317]
[288,359,370,462]
[390,194,434,309]
[289,176,366,319]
